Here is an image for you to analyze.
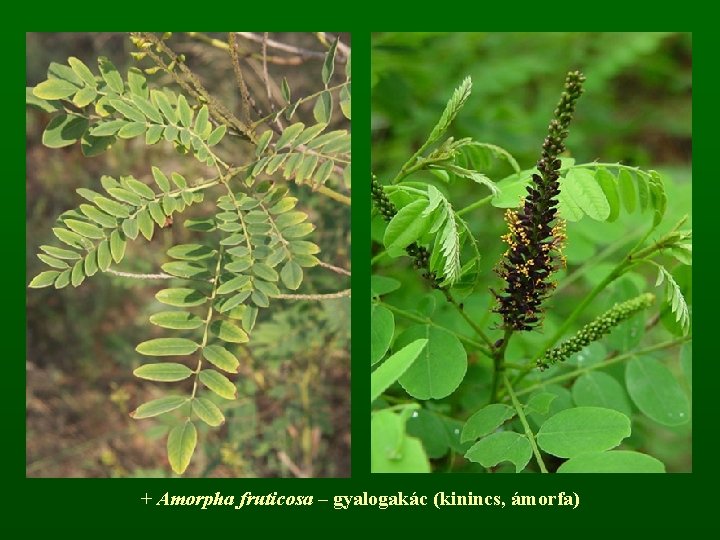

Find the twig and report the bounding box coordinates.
[228,32,253,123]
[314,33,350,61]
[277,451,309,478]
[106,269,173,280]
[262,33,273,111]
[317,260,351,276]
[237,32,326,60]
[275,289,351,300]
[186,32,306,65]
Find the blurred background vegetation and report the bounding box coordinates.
[26,32,350,478]
[372,32,691,472]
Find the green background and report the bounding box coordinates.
[14,23,713,530]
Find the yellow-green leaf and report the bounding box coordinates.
[136,337,199,356]
[280,260,303,290]
[202,345,240,373]
[29,271,61,288]
[167,420,197,475]
[34,78,79,100]
[210,320,249,343]
[130,396,188,419]
[134,363,193,382]
[192,398,225,427]
[199,369,237,399]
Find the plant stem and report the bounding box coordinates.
[316,185,351,206]
[456,195,493,217]
[378,301,492,359]
[504,375,547,473]
[443,290,494,349]
[514,336,691,398]
[106,269,172,280]
[275,289,351,300]
[555,232,641,294]
[190,244,225,403]
[371,250,388,265]
[490,328,512,402]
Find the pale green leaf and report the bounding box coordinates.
[202,345,240,373]
[192,398,225,427]
[134,363,193,382]
[136,338,199,356]
[207,125,226,146]
[177,95,192,127]
[131,396,188,419]
[29,271,61,288]
[155,288,207,307]
[210,320,249,343]
[618,169,636,213]
[96,239,111,271]
[383,199,433,255]
[150,311,204,330]
[565,168,610,221]
[595,168,620,222]
[98,56,124,93]
[33,78,79,100]
[280,260,303,290]
[68,57,96,87]
[322,37,338,85]
[42,114,88,148]
[167,420,197,475]
[312,91,332,124]
[199,369,237,400]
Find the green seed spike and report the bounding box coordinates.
[537,293,655,370]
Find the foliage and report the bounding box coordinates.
[27,32,350,477]
[371,35,691,474]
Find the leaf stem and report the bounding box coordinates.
[443,290,494,349]
[190,244,225,403]
[378,301,492,359]
[503,375,547,473]
[514,336,691,398]
[456,195,493,217]
[490,328,513,403]
[275,289,351,300]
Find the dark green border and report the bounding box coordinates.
[14,26,714,531]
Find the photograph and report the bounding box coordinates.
[26,32,351,478]
[370,32,692,473]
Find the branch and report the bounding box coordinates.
[237,32,326,60]
[106,269,172,280]
[228,32,253,123]
[317,260,351,276]
[275,289,351,300]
